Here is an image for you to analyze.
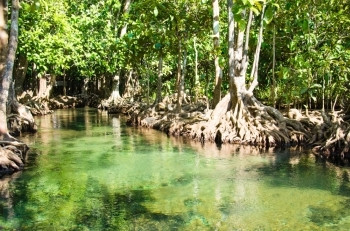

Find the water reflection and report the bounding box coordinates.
[1,108,350,230]
[0,172,21,221]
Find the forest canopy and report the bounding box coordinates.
[13,0,349,110]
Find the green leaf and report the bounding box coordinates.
[310,84,322,89]
[264,6,274,24]
[251,7,260,16]
[300,87,308,94]
[154,7,158,17]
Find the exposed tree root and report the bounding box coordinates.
[311,111,350,164]
[18,91,98,115]
[0,141,28,176]
[123,93,309,148]
[185,93,311,147]
[8,102,37,136]
[107,94,350,163]
[17,91,52,115]
[7,91,38,136]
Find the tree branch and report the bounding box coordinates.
[241,9,253,75]
[248,4,266,94]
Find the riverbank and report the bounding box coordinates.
[107,96,350,166]
[2,94,349,177]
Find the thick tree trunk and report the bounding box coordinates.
[188,2,308,147]
[227,0,235,107]
[0,0,31,174]
[212,0,222,108]
[36,75,53,100]
[0,0,8,82]
[110,71,121,101]
[0,0,18,139]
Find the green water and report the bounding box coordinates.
[1,108,350,230]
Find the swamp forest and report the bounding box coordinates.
[0,0,349,230]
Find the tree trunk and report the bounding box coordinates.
[36,74,54,100]
[122,70,133,98]
[212,0,222,108]
[0,0,8,82]
[189,2,306,147]
[110,71,121,102]
[81,78,89,95]
[271,24,276,107]
[37,76,46,98]
[193,36,200,103]
[155,54,163,104]
[120,0,132,37]
[176,39,182,91]
[176,47,187,112]
[109,0,133,103]
[248,4,266,93]
[63,73,66,96]
[227,0,235,106]
[322,70,325,111]
[0,0,18,139]
[205,65,209,109]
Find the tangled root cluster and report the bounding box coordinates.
[114,94,349,161]
[0,141,28,176]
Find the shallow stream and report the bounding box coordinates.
[1,108,350,230]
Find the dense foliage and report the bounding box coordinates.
[15,0,350,110]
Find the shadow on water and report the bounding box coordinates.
[308,199,350,226]
[1,175,184,230]
[254,148,350,227]
[307,171,350,227]
[73,177,184,231]
[254,149,346,192]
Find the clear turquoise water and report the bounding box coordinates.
[0,108,350,230]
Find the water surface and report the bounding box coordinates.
[0,108,350,230]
